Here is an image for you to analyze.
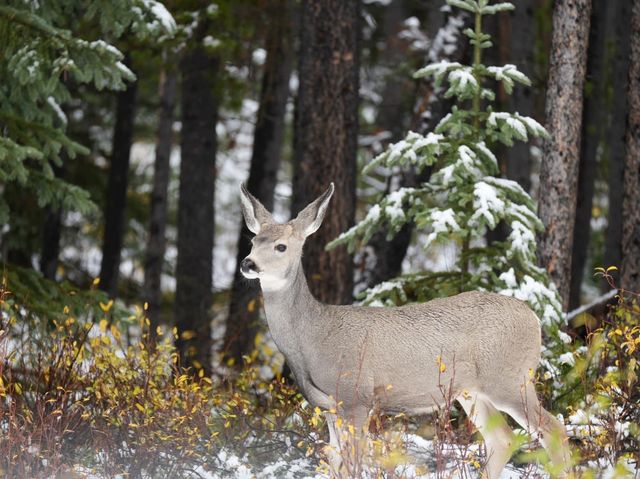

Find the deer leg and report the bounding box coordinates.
[323,405,369,479]
[486,382,571,476]
[457,393,515,479]
[323,412,343,476]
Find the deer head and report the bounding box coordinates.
[239,182,334,292]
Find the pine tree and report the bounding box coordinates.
[292,0,360,305]
[0,1,176,227]
[538,0,592,310]
[622,0,640,293]
[330,0,564,342]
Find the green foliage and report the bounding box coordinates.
[330,0,563,336]
[0,0,175,224]
[556,291,640,476]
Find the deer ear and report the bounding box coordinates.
[293,183,334,238]
[240,183,274,234]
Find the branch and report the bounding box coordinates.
[566,289,618,321]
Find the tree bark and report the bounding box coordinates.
[41,163,64,280]
[143,62,177,330]
[568,0,611,310]
[604,0,633,285]
[622,0,640,293]
[291,0,359,305]
[41,208,62,280]
[361,0,413,289]
[362,7,470,290]
[223,0,294,363]
[537,0,592,311]
[506,1,535,192]
[99,58,137,298]
[175,39,219,374]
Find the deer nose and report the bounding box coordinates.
[241,257,258,273]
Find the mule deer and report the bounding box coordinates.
[239,182,570,478]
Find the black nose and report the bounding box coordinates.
[241,257,257,273]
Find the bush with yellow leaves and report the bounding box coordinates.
[563,287,639,476]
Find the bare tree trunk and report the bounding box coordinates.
[41,162,64,280]
[537,0,592,311]
[604,0,633,285]
[41,207,62,280]
[143,61,177,330]
[507,0,536,192]
[175,39,219,375]
[99,57,137,298]
[362,8,470,290]
[361,0,413,289]
[569,0,611,309]
[223,0,294,363]
[622,0,640,293]
[291,0,359,305]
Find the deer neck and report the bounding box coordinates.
[260,261,323,351]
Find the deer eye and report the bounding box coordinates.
[275,244,287,253]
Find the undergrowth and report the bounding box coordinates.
[0,273,638,478]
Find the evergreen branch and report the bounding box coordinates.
[0,5,72,43]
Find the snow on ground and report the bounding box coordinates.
[70,432,555,478]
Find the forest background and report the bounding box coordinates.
[0,0,639,477]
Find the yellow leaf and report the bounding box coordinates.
[92,277,101,286]
[135,403,145,412]
[99,319,108,333]
[181,330,196,340]
[144,302,149,310]
[110,324,121,340]
[247,299,256,313]
[99,300,113,313]
[436,355,446,373]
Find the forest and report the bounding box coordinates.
[0,0,639,477]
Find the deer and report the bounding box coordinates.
[238,182,571,478]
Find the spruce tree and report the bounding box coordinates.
[330,0,567,355]
[0,0,175,225]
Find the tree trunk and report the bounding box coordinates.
[604,0,633,285]
[41,163,64,280]
[622,0,640,293]
[99,58,137,298]
[143,62,177,330]
[569,0,611,310]
[506,0,535,192]
[41,208,62,280]
[537,0,592,311]
[362,7,470,290]
[223,0,294,363]
[291,0,359,305]
[361,0,413,289]
[174,40,219,374]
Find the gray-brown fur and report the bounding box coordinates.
[239,183,571,478]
